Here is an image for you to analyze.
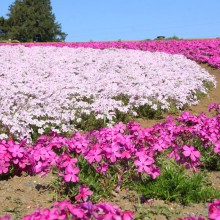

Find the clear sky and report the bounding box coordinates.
[0,0,220,42]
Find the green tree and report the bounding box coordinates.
[0,16,10,40]
[6,0,67,42]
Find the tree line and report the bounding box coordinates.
[0,0,67,42]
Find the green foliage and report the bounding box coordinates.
[136,162,219,205]
[134,103,163,119]
[0,16,10,40]
[29,123,53,142]
[166,103,179,115]
[114,109,130,124]
[201,152,220,171]
[192,80,215,102]
[73,113,107,132]
[154,35,180,41]
[166,35,180,40]
[4,0,67,42]
[195,141,220,171]
[112,94,130,106]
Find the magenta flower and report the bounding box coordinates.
[105,143,122,163]
[150,165,160,179]
[75,185,93,202]
[67,206,85,219]
[169,148,181,161]
[214,142,220,154]
[54,201,84,219]
[121,150,131,159]
[0,215,10,220]
[182,145,200,162]
[153,139,168,152]
[95,163,109,175]
[102,213,122,220]
[0,159,10,174]
[8,142,25,158]
[208,200,220,220]
[85,148,102,164]
[35,161,43,173]
[122,211,134,220]
[63,164,80,182]
[57,154,77,169]
[0,143,11,162]
[134,155,154,174]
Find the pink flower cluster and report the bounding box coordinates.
[209,200,220,220]
[1,39,220,68]
[0,139,28,174]
[1,199,219,219]
[0,200,133,220]
[209,103,220,114]
[1,105,219,182]
[75,185,93,202]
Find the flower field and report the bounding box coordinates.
[0,45,216,141]
[0,40,220,219]
[1,39,220,68]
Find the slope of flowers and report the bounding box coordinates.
[1,39,219,68]
[0,105,220,220]
[0,46,216,140]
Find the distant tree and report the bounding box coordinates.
[166,35,180,40]
[0,16,10,40]
[6,0,67,42]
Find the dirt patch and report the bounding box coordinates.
[0,173,55,219]
[109,187,214,220]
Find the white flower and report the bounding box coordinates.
[0,133,8,140]
[0,45,216,141]
[38,128,44,134]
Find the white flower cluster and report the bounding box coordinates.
[0,46,216,140]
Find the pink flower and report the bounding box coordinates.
[0,143,11,162]
[150,165,160,179]
[8,142,25,158]
[208,200,220,220]
[214,142,220,154]
[75,185,93,202]
[95,163,109,175]
[0,159,10,174]
[121,150,131,159]
[85,148,102,164]
[54,201,84,219]
[182,145,200,162]
[63,164,80,182]
[122,211,134,220]
[102,213,121,220]
[134,155,154,174]
[105,143,122,163]
[0,215,10,220]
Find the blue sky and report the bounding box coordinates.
[0,0,220,42]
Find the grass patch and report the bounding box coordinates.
[134,161,219,205]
